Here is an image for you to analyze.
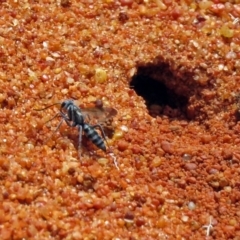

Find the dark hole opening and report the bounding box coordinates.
[130,66,189,119]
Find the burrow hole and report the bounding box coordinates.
[130,64,189,120]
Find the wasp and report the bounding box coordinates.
[35,99,117,155]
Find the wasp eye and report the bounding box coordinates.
[61,100,74,109]
[61,102,66,108]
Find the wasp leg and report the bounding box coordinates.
[54,118,65,133]
[60,112,77,128]
[43,118,64,144]
[60,114,83,158]
[84,113,91,123]
[77,125,83,158]
[92,124,109,149]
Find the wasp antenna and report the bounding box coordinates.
[34,102,61,111]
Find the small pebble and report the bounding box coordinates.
[188,201,196,210]
[184,163,197,171]
[182,153,192,161]
[117,140,128,151]
[95,68,107,83]
[161,141,174,154]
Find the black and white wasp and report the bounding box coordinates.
[35,99,117,155]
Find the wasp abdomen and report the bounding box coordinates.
[83,124,106,151]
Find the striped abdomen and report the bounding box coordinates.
[83,124,106,151]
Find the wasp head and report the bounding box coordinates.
[61,99,75,111]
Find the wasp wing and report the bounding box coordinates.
[81,107,117,123]
[81,107,117,138]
